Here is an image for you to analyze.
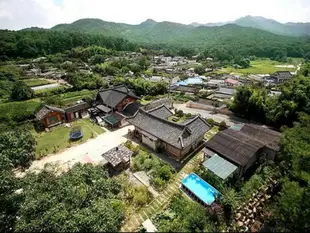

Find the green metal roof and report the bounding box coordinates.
[202,154,238,180]
[103,113,123,125]
[230,123,244,131]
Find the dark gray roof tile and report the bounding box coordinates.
[127,109,211,149]
[147,105,173,119]
[101,145,133,167]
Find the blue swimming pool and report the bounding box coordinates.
[181,172,219,205]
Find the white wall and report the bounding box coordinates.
[142,134,157,151]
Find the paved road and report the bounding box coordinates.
[24,125,134,174]
[174,103,239,126]
[31,83,60,91]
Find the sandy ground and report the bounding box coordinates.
[20,125,134,175]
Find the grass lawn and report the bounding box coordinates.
[204,126,219,141]
[167,115,187,123]
[217,59,298,75]
[32,119,104,159]
[24,79,52,87]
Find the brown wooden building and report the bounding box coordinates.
[36,102,90,128]
[64,102,90,122]
[35,105,65,128]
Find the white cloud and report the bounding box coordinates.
[0,0,309,30]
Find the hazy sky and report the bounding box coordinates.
[1,0,310,30]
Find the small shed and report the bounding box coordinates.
[202,154,238,180]
[103,113,124,128]
[101,145,133,172]
[35,105,65,128]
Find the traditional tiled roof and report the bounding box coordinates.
[271,71,293,80]
[65,102,90,113]
[215,88,235,96]
[96,105,112,113]
[143,98,173,111]
[147,105,173,119]
[101,145,133,167]
[35,105,65,120]
[205,124,281,166]
[120,102,140,117]
[170,85,199,94]
[97,85,139,108]
[127,109,211,149]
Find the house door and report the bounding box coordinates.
[75,112,79,119]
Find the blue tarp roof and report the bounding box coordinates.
[181,172,219,205]
[174,77,204,86]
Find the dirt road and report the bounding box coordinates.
[25,125,134,173]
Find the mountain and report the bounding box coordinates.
[190,21,231,27]
[50,18,310,61]
[190,15,310,36]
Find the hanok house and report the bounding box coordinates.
[35,105,65,128]
[92,85,139,128]
[169,85,200,95]
[94,85,139,115]
[204,123,281,178]
[269,71,293,83]
[127,105,211,161]
[101,145,133,173]
[64,102,90,122]
[36,102,90,128]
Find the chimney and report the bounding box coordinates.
[115,147,118,151]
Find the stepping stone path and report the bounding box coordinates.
[120,152,203,232]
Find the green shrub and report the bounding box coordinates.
[0,100,42,123]
[175,109,184,117]
[144,95,153,101]
[207,118,215,125]
[219,120,227,130]
[152,177,166,189]
[240,174,264,200]
[185,113,192,118]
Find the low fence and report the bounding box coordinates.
[186,101,234,116]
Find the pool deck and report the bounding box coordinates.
[181,172,219,205]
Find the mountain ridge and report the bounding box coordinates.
[188,15,310,36]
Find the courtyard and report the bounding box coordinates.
[32,118,105,158]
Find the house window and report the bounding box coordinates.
[47,115,59,125]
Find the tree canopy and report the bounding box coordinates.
[0,130,36,168]
[231,73,310,127]
[10,81,34,101]
[266,114,310,232]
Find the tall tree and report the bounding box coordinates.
[10,81,34,101]
[0,130,36,168]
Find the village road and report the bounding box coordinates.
[24,125,134,174]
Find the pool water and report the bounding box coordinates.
[181,172,219,205]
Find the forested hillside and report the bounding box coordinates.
[0,29,138,59]
[191,16,310,37]
[52,18,310,60]
[1,24,310,61]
